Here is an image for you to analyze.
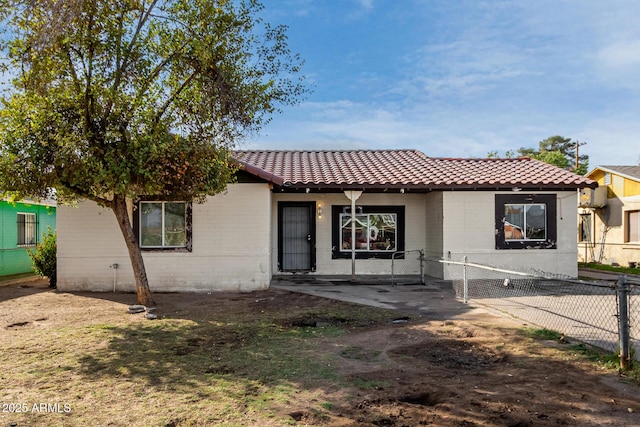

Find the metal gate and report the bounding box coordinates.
[279,202,315,271]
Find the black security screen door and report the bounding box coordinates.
[279,202,315,271]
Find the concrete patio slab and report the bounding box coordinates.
[270,275,502,321]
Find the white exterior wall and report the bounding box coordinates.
[57,183,272,292]
[58,185,582,291]
[271,192,427,276]
[441,190,579,278]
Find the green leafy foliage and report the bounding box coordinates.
[0,0,307,203]
[27,226,57,287]
[488,136,589,175]
[0,0,308,303]
[522,136,589,175]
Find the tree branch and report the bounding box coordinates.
[154,71,197,123]
[83,9,95,135]
[59,180,111,208]
[63,45,82,93]
[104,0,159,127]
[111,0,159,94]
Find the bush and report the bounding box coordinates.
[28,226,56,288]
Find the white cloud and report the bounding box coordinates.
[253,0,640,167]
[597,40,640,68]
[252,94,640,168]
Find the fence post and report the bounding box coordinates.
[420,250,425,285]
[391,252,396,286]
[617,275,631,371]
[463,255,468,304]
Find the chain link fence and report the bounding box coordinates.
[423,256,640,364]
[391,249,425,285]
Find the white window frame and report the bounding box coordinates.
[139,201,187,249]
[627,210,640,243]
[17,212,37,247]
[578,212,593,243]
[504,203,547,241]
[338,212,397,253]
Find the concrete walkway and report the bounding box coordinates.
[271,269,640,323]
[270,276,497,321]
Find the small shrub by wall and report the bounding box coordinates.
[28,226,56,287]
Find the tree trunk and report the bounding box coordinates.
[111,196,155,307]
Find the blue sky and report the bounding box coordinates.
[247,0,640,168]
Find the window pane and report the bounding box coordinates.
[579,214,592,242]
[355,215,368,250]
[26,218,35,244]
[369,214,396,250]
[140,203,163,247]
[164,203,186,247]
[340,214,368,251]
[17,213,36,246]
[504,205,524,240]
[341,213,397,252]
[525,204,546,240]
[17,215,26,245]
[496,194,555,250]
[629,211,639,242]
[340,215,351,249]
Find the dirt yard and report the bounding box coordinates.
[1,279,640,426]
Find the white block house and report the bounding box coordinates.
[57,150,597,292]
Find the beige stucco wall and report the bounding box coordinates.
[581,195,640,266]
[423,192,444,278]
[580,169,640,266]
[271,192,428,276]
[58,185,582,291]
[441,190,579,278]
[270,190,579,279]
[57,183,273,293]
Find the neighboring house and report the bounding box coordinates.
[579,166,640,267]
[57,150,596,293]
[0,198,56,277]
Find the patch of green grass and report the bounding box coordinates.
[569,343,640,381]
[521,327,563,341]
[579,262,640,275]
[350,376,389,390]
[569,343,620,370]
[320,401,334,410]
[520,327,640,383]
[309,407,332,422]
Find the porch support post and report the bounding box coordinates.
[344,190,363,282]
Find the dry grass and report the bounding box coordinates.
[3,283,640,427]
[0,286,397,426]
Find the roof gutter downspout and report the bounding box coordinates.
[344,190,363,282]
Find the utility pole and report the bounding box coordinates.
[575,140,586,172]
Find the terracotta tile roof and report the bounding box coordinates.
[233,150,597,191]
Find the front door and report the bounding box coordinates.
[279,202,315,271]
